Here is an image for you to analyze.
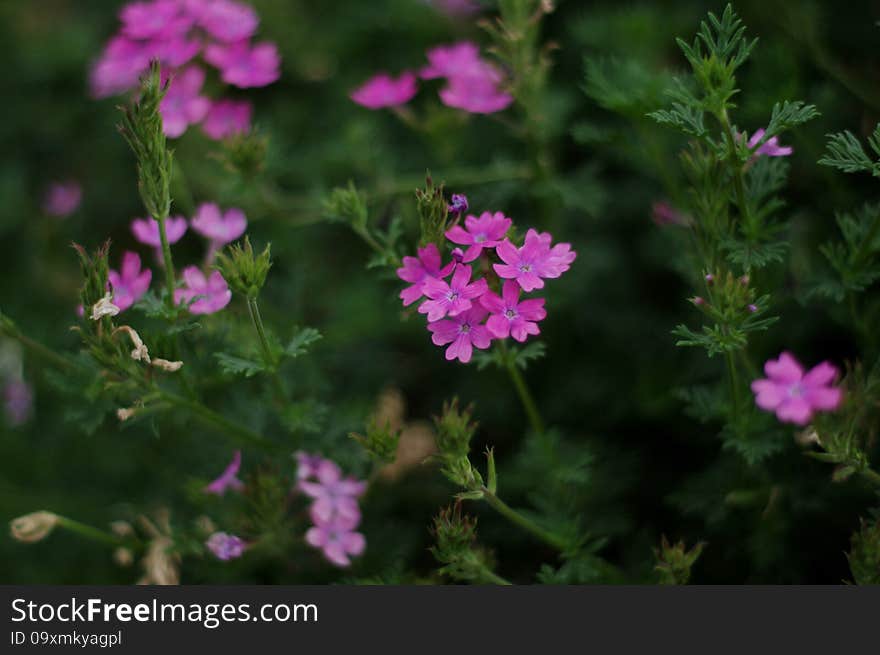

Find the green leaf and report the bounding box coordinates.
[214,352,267,377]
[283,327,322,359]
[764,100,820,139]
[819,130,878,175]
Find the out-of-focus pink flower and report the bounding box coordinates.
[493,230,576,292]
[445,211,512,263]
[204,450,245,495]
[295,451,332,481]
[448,193,468,215]
[3,379,32,426]
[205,532,247,560]
[131,216,188,248]
[90,36,151,98]
[419,264,488,321]
[305,514,366,568]
[298,460,367,525]
[205,40,280,88]
[196,0,259,42]
[480,280,546,342]
[751,352,843,425]
[174,266,232,314]
[108,251,152,312]
[427,305,493,363]
[42,181,82,217]
[148,34,202,68]
[201,99,252,139]
[190,203,247,246]
[159,67,211,137]
[119,0,193,40]
[438,65,513,114]
[350,71,418,109]
[421,42,482,80]
[746,128,793,158]
[395,243,454,307]
[651,201,688,226]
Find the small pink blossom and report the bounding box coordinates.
[350,71,418,109]
[480,281,546,342]
[295,451,334,481]
[305,514,366,568]
[298,460,367,525]
[3,379,32,426]
[119,0,193,40]
[190,203,247,246]
[148,34,202,68]
[418,264,488,321]
[445,211,512,263]
[524,229,577,277]
[493,234,569,292]
[174,266,232,314]
[205,40,281,88]
[204,450,245,495]
[427,305,493,363]
[750,352,843,425]
[421,42,482,80]
[206,532,246,560]
[438,65,513,114]
[159,67,211,138]
[90,36,151,98]
[42,181,82,217]
[131,216,188,248]
[197,0,259,42]
[108,251,152,312]
[201,99,252,139]
[395,243,454,307]
[746,128,793,158]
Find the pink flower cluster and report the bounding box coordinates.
[397,209,576,363]
[751,352,843,426]
[351,41,513,114]
[91,0,279,139]
[296,452,367,568]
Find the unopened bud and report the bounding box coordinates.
[10,511,59,543]
[747,304,758,313]
[691,296,705,306]
[704,273,714,285]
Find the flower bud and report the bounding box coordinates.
[10,511,59,543]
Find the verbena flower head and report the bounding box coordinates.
[480,280,546,342]
[174,266,232,314]
[445,211,512,263]
[119,0,193,41]
[131,216,188,248]
[42,181,82,217]
[305,513,366,568]
[204,40,280,88]
[427,305,493,363]
[159,66,211,137]
[202,99,252,139]
[750,352,843,425]
[746,128,793,157]
[298,460,367,524]
[190,203,247,246]
[395,243,454,306]
[108,251,152,312]
[204,450,245,495]
[205,531,246,560]
[350,71,418,109]
[418,264,488,321]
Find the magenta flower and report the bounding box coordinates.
[427,305,493,363]
[159,67,211,138]
[480,281,546,342]
[147,34,202,67]
[131,216,188,248]
[190,203,247,246]
[205,40,280,88]
[746,128,793,157]
[305,514,366,568]
[438,64,513,114]
[201,99,252,139]
[395,243,454,307]
[295,451,334,481]
[448,193,468,215]
[196,0,259,42]
[493,230,576,292]
[174,266,232,314]
[120,0,193,40]
[3,379,32,427]
[421,42,482,80]
[298,461,367,525]
[524,229,577,277]
[350,71,418,109]
[204,450,245,495]
[418,264,488,321]
[42,181,82,217]
[750,352,843,425]
[90,36,151,98]
[445,211,512,263]
[205,532,247,560]
[108,251,152,312]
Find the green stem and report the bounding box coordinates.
[503,350,545,434]
[726,350,741,419]
[860,467,880,487]
[246,295,286,399]
[155,214,177,308]
[1,323,75,372]
[482,487,567,552]
[56,516,128,548]
[719,110,752,233]
[480,569,513,586]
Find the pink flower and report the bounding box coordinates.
[298,460,367,525]
[90,36,151,98]
[445,211,512,263]
[421,42,482,80]
[204,450,245,495]
[427,305,493,363]
[205,40,280,88]
[108,251,152,312]
[174,266,232,314]
[295,451,333,481]
[42,181,82,217]
[395,243,454,307]
[493,230,576,291]
[651,201,688,226]
[190,203,247,246]
[119,0,193,40]
[305,514,366,568]
[480,281,546,342]
[418,264,488,321]
[197,0,259,42]
[750,352,843,425]
[438,64,513,114]
[524,229,577,277]
[3,380,32,426]
[746,128,793,157]
[159,67,211,138]
[201,99,252,139]
[350,71,418,109]
[205,532,247,560]
[131,216,188,248]
[148,35,202,68]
